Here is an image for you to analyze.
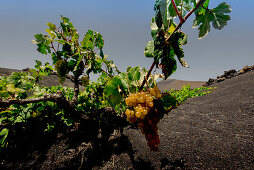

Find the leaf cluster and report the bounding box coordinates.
[32,16,118,84]
[144,0,231,79]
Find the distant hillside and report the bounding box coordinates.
[157,79,205,92]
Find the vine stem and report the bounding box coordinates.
[140,0,206,90]
[171,0,184,23]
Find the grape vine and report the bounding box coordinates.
[0,0,231,152]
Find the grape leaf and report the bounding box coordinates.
[154,0,161,11]
[150,17,158,31]
[198,0,210,15]
[104,77,124,105]
[193,2,231,39]
[168,19,177,34]
[170,32,189,68]
[47,23,56,30]
[159,47,177,80]
[155,9,163,29]
[211,2,231,30]
[159,0,167,25]
[94,32,104,49]
[32,34,51,54]
[127,67,141,82]
[81,30,95,50]
[46,28,57,39]
[68,60,76,71]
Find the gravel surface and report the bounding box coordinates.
[121,71,254,169]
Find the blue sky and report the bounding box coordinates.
[0,0,253,81]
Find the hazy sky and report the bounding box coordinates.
[0,0,253,81]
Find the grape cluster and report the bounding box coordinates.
[124,86,162,151]
[138,111,160,151]
[55,59,68,83]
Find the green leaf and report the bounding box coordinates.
[160,56,177,80]
[99,48,104,59]
[63,43,72,56]
[51,52,59,64]
[144,41,154,58]
[155,9,163,29]
[154,0,161,11]
[47,23,56,30]
[0,128,9,147]
[211,2,231,30]
[46,28,56,39]
[198,0,210,15]
[193,2,231,39]
[104,77,124,105]
[154,32,166,65]
[33,34,45,44]
[94,32,104,48]
[37,43,51,54]
[33,34,51,54]
[68,60,76,71]
[212,2,231,14]
[159,0,167,25]
[193,11,213,39]
[127,67,141,82]
[168,19,177,34]
[61,15,70,23]
[81,30,95,49]
[170,32,189,68]
[150,17,158,31]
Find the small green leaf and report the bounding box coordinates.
[33,34,45,44]
[46,28,56,39]
[168,19,177,34]
[61,15,70,23]
[37,43,51,54]
[0,128,9,147]
[47,23,56,30]
[150,17,158,31]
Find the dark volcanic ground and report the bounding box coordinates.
[109,71,254,169]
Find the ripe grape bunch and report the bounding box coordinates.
[125,86,162,151]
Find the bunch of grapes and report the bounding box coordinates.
[138,111,160,151]
[55,59,68,83]
[124,86,162,151]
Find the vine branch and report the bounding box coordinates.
[140,0,206,90]
[171,0,184,23]
[0,93,69,108]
